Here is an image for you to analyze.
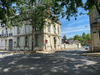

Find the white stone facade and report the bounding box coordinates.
[0,19,61,51]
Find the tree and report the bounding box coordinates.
[0,0,24,26]
[82,32,86,39]
[0,0,100,26]
[84,0,100,14]
[10,0,59,50]
[50,0,100,20]
[63,35,67,39]
[68,38,74,40]
[68,33,91,46]
[86,33,91,40]
[74,35,80,40]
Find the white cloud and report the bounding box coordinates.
[62,24,90,31]
[67,19,89,26]
[62,29,90,34]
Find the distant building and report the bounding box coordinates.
[0,19,61,51]
[61,39,81,49]
[89,6,100,51]
[62,39,69,44]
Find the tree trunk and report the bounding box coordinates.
[95,3,100,15]
[93,0,100,15]
[32,26,34,51]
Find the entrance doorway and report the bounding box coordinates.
[5,40,7,50]
[54,37,56,48]
[9,39,13,51]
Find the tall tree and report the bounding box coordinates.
[74,35,80,40]
[63,35,67,39]
[68,33,91,46]
[10,0,59,50]
[86,33,91,40]
[1,0,100,26]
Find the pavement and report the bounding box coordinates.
[0,49,100,75]
[79,52,100,57]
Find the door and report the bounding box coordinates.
[54,37,56,48]
[9,39,13,51]
[5,40,7,50]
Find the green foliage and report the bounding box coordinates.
[74,35,80,40]
[68,38,74,40]
[50,0,100,20]
[63,35,67,39]
[68,32,91,46]
[0,0,100,28]
[0,0,24,26]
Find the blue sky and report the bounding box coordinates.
[60,7,90,39]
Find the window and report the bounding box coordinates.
[48,25,50,32]
[1,40,3,46]
[5,30,8,36]
[10,29,12,33]
[17,37,20,47]
[6,30,8,35]
[25,36,28,47]
[17,26,20,34]
[25,24,29,33]
[35,34,38,46]
[1,30,4,36]
[9,29,13,36]
[54,25,56,33]
[98,12,100,18]
[58,27,59,34]
[99,30,100,40]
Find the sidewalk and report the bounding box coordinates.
[0,50,56,54]
[79,51,100,57]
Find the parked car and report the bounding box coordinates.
[85,46,89,50]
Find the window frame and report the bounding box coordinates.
[17,37,20,47]
[25,24,29,33]
[17,26,20,34]
[35,34,38,46]
[25,36,28,47]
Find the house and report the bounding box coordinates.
[61,39,81,49]
[0,19,61,51]
[89,6,100,51]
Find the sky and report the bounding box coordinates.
[60,8,90,39]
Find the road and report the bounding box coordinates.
[0,50,100,75]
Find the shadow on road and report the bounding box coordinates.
[0,50,100,75]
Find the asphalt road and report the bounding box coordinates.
[0,50,100,75]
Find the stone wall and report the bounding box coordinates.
[61,43,81,50]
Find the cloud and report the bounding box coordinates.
[66,19,89,27]
[62,24,90,31]
[62,24,90,34]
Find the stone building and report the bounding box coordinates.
[61,39,81,50]
[0,19,61,51]
[89,7,100,51]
